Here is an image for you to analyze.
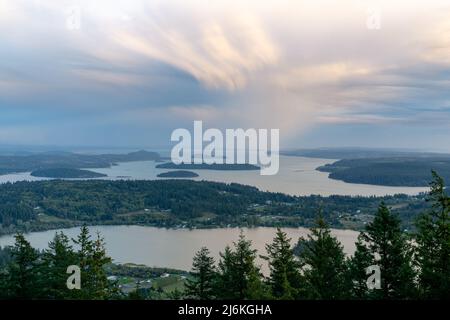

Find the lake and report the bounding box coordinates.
[0,225,359,273]
[0,156,428,196]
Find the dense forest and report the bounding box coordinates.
[318,157,450,186]
[0,179,431,235]
[0,172,448,300]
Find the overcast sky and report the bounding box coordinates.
[1,0,450,151]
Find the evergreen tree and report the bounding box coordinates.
[72,226,115,299]
[90,232,114,299]
[415,171,450,299]
[185,247,216,299]
[41,232,78,299]
[361,202,417,299]
[6,233,41,299]
[215,245,235,299]
[245,265,270,299]
[263,228,301,299]
[297,217,350,299]
[346,237,375,299]
[72,225,94,299]
[216,232,266,299]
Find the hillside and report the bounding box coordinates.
[0,179,434,235]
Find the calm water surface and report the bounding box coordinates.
[0,156,428,196]
[0,225,359,273]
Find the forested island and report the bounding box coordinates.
[280,147,450,187]
[157,170,199,178]
[156,162,260,171]
[30,168,107,178]
[317,157,450,186]
[0,178,432,236]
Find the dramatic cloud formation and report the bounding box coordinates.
[0,0,449,150]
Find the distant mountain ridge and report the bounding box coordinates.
[281,147,450,160]
[0,150,161,175]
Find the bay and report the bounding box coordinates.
[0,225,359,273]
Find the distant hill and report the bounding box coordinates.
[281,147,450,159]
[31,168,107,179]
[0,150,161,175]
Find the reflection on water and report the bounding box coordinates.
[0,225,360,273]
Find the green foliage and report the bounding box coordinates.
[41,232,78,299]
[72,226,115,299]
[263,228,301,299]
[359,203,417,299]
[414,170,450,299]
[0,179,432,234]
[184,247,216,299]
[296,217,350,299]
[0,173,449,300]
[346,238,374,299]
[0,180,294,230]
[4,234,40,299]
[0,227,118,300]
[215,232,268,299]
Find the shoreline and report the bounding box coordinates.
[0,219,365,237]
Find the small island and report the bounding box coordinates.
[157,170,199,178]
[156,162,260,171]
[30,168,107,179]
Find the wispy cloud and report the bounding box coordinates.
[0,0,450,148]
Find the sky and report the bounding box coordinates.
[1,0,450,151]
